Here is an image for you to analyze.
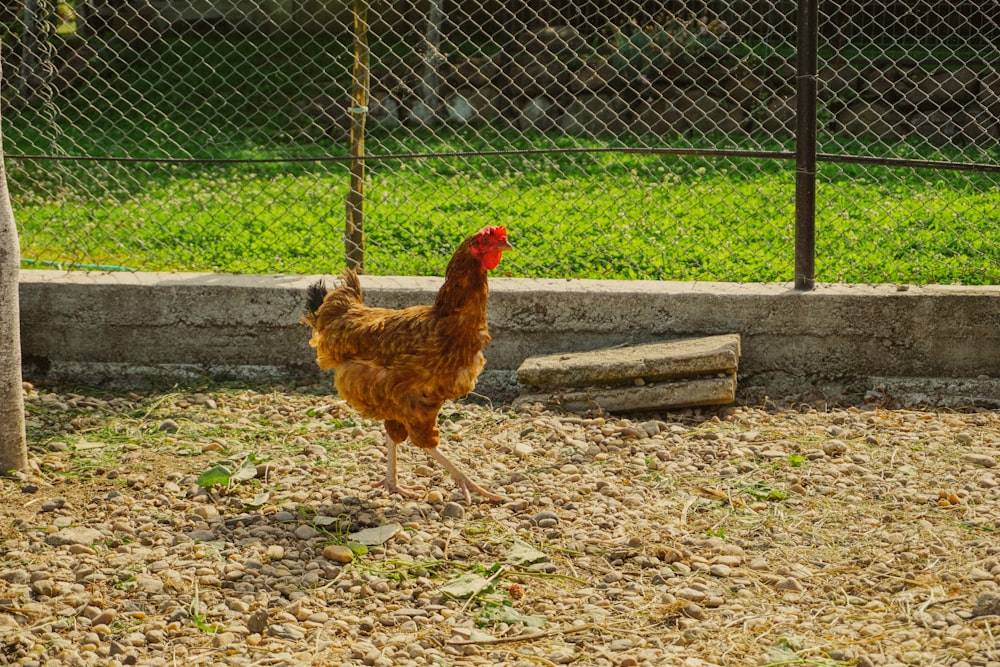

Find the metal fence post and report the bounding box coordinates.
[345,0,369,273]
[794,0,818,290]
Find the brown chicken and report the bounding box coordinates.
[302,226,514,503]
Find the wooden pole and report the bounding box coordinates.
[345,0,369,273]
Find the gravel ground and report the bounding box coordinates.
[2,383,1000,667]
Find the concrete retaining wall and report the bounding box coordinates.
[17,270,1000,406]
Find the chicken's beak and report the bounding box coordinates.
[501,239,515,252]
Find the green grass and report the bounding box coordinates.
[11,129,1000,283]
[6,34,1000,284]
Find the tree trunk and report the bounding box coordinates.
[0,48,28,472]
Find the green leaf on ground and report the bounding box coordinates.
[505,538,548,566]
[440,572,492,599]
[477,603,546,628]
[196,465,232,488]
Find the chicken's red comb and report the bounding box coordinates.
[477,225,508,239]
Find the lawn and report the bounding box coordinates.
[10,129,1000,283]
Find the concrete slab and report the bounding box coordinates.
[515,374,736,413]
[517,334,740,389]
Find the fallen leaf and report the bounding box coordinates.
[348,523,402,546]
[440,573,491,599]
[505,539,548,566]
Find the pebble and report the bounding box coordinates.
[513,443,534,459]
[188,529,216,542]
[775,577,805,592]
[440,502,465,519]
[158,419,180,433]
[962,453,996,468]
[267,624,306,640]
[823,439,848,456]
[293,524,320,540]
[44,527,104,547]
[247,609,269,634]
[708,563,732,577]
[532,511,560,527]
[322,545,354,563]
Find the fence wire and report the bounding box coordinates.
[4,1,1000,284]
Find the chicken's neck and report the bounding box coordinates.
[433,252,489,321]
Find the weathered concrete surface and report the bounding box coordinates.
[517,335,741,389]
[515,375,737,413]
[18,271,1000,405]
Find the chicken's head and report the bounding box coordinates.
[469,226,514,271]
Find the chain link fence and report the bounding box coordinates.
[4,1,1000,283]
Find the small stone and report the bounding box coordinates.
[247,609,268,634]
[302,444,327,459]
[158,419,180,433]
[774,577,804,592]
[188,529,216,542]
[971,592,1000,617]
[680,602,706,620]
[675,587,706,602]
[267,623,306,640]
[192,505,220,522]
[532,511,560,526]
[827,648,855,662]
[609,639,633,651]
[45,527,104,547]
[211,632,236,648]
[513,443,534,459]
[654,545,684,563]
[323,545,354,563]
[962,453,996,468]
[266,545,285,560]
[426,489,445,503]
[134,574,164,594]
[30,579,56,597]
[546,648,577,664]
[441,502,465,520]
[294,524,320,540]
[640,420,661,437]
[822,439,848,457]
[859,623,885,637]
[91,610,117,627]
[40,497,67,512]
[709,563,732,577]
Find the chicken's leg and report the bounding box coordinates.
[426,447,504,504]
[372,428,425,499]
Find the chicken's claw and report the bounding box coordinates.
[457,478,505,505]
[425,447,505,505]
[372,478,426,500]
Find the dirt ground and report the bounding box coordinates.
[2,383,999,667]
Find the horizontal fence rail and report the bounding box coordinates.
[4,0,1000,285]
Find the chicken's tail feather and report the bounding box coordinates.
[302,271,363,329]
[304,280,328,318]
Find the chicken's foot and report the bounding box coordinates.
[426,447,504,504]
[372,432,425,499]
